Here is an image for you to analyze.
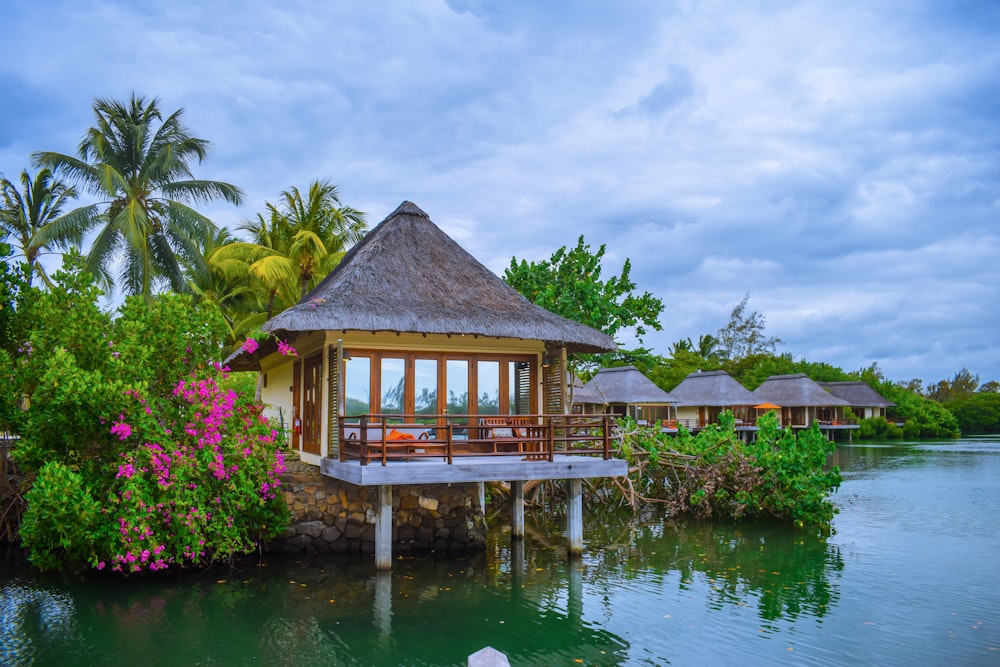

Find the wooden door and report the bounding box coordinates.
[302,352,323,455]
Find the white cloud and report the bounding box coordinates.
[1,0,998,383]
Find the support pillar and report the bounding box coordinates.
[375,484,393,571]
[511,480,524,540]
[478,481,486,518]
[567,478,583,557]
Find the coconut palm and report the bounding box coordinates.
[32,94,243,298]
[0,168,78,286]
[278,180,366,299]
[212,179,366,314]
[183,226,263,345]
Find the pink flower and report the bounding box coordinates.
[277,340,296,356]
[242,338,259,354]
[111,421,132,441]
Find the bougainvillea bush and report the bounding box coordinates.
[8,254,289,572]
[97,374,287,572]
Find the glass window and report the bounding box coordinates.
[446,359,469,420]
[380,357,406,415]
[477,360,500,416]
[414,358,438,422]
[344,356,371,416]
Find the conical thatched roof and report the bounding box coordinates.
[752,374,850,407]
[819,381,896,407]
[669,370,757,407]
[580,366,676,405]
[259,201,616,353]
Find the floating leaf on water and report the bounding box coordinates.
[216,580,227,584]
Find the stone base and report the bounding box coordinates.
[269,457,487,555]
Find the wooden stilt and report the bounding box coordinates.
[567,478,582,557]
[375,484,393,571]
[478,481,486,517]
[511,480,524,540]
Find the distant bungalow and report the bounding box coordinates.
[668,370,759,431]
[819,381,896,420]
[573,365,677,427]
[752,373,858,437]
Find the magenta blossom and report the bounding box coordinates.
[277,340,296,356]
[111,421,132,441]
[242,338,259,354]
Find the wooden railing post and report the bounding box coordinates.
[360,416,369,466]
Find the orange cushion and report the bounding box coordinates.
[387,429,416,441]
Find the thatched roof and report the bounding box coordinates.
[570,374,605,404]
[232,202,616,368]
[819,381,896,407]
[579,366,676,405]
[752,374,850,407]
[668,370,757,407]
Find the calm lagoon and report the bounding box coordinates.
[3,437,999,666]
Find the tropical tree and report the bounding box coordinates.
[212,179,367,309]
[0,168,78,286]
[716,293,782,361]
[504,235,663,344]
[32,93,243,298]
[182,226,262,345]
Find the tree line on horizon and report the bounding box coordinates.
[3,93,998,436]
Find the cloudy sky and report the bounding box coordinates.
[2,1,998,385]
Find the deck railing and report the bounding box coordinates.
[338,414,620,466]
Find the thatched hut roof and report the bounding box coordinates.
[570,374,605,404]
[752,374,850,407]
[819,381,896,407]
[579,366,676,405]
[668,370,757,407]
[232,202,616,368]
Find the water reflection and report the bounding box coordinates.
[6,439,997,665]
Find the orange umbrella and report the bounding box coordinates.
[754,402,781,410]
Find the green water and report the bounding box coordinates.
[3,437,999,666]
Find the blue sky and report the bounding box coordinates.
[2,1,998,386]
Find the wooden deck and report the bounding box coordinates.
[322,453,628,485]
[336,413,622,469]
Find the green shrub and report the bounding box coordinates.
[20,462,103,570]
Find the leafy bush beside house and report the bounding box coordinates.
[4,254,289,571]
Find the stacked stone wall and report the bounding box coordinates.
[270,457,487,555]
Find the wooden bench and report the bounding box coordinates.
[478,417,547,459]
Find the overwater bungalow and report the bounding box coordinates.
[752,373,857,436]
[819,381,896,420]
[667,370,759,432]
[229,201,627,568]
[573,365,678,429]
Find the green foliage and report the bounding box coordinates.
[925,368,980,402]
[7,256,289,572]
[858,416,903,440]
[947,392,1000,435]
[19,462,102,570]
[504,235,663,344]
[614,412,841,532]
[32,93,243,297]
[724,352,851,390]
[715,294,782,361]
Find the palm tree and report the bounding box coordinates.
[279,180,366,299]
[0,168,78,286]
[183,226,263,345]
[32,94,243,298]
[212,179,366,312]
[670,338,693,356]
[696,334,724,361]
